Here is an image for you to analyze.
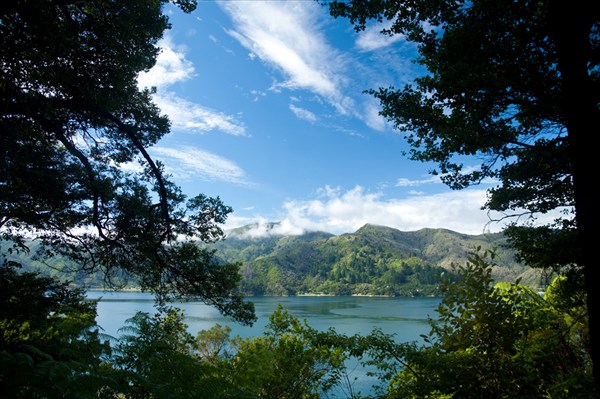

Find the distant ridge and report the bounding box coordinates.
[211,223,541,297]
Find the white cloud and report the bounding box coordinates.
[289,104,318,123]
[137,36,246,137]
[226,184,572,238]
[396,168,499,188]
[362,100,387,131]
[250,89,267,102]
[396,175,442,187]
[137,37,195,89]
[218,1,416,134]
[151,146,251,186]
[117,161,144,174]
[220,1,354,115]
[225,217,305,239]
[153,92,247,136]
[355,22,405,52]
[232,186,506,237]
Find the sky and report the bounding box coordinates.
[134,0,518,237]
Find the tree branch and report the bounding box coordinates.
[76,104,173,241]
[45,123,117,243]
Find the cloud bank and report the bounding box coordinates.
[226,185,510,237]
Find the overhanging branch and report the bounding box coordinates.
[83,106,173,240]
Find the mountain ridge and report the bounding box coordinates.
[211,223,539,297]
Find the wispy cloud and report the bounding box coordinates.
[220,1,353,115]
[355,21,406,52]
[151,146,252,186]
[395,167,499,188]
[396,175,442,187]
[137,36,246,136]
[153,92,247,136]
[218,1,419,134]
[289,104,318,123]
[362,100,387,131]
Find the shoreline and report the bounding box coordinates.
[85,288,439,299]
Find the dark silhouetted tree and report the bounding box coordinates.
[0,0,254,324]
[324,0,599,390]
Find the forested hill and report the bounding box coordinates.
[207,223,541,297]
[9,223,542,296]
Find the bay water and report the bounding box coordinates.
[89,291,441,397]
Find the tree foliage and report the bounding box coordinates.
[113,305,351,399]
[112,308,245,399]
[0,0,254,324]
[385,252,595,398]
[224,306,348,399]
[320,252,594,398]
[0,263,112,398]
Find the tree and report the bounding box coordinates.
[0,0,254,324]
[435,253,591,398]
[333,252,593,398]
[223,306,348,399]
[389,252,594,398]
[195,323,234,364]
[113,308,245,399]
[323,0,599,390]
[195,306,346,399]
[0,262,113,398]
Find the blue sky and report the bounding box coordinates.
[134,0,513,237]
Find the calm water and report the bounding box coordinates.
[89,291,441,397]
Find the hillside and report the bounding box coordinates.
[5,223,541,296]
[208,223,539,297]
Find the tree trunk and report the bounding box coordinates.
[548,0,600,394]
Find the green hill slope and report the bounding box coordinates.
[209,223,537,297]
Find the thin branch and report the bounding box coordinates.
[47,125,117,243]
[75,104,173,240]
